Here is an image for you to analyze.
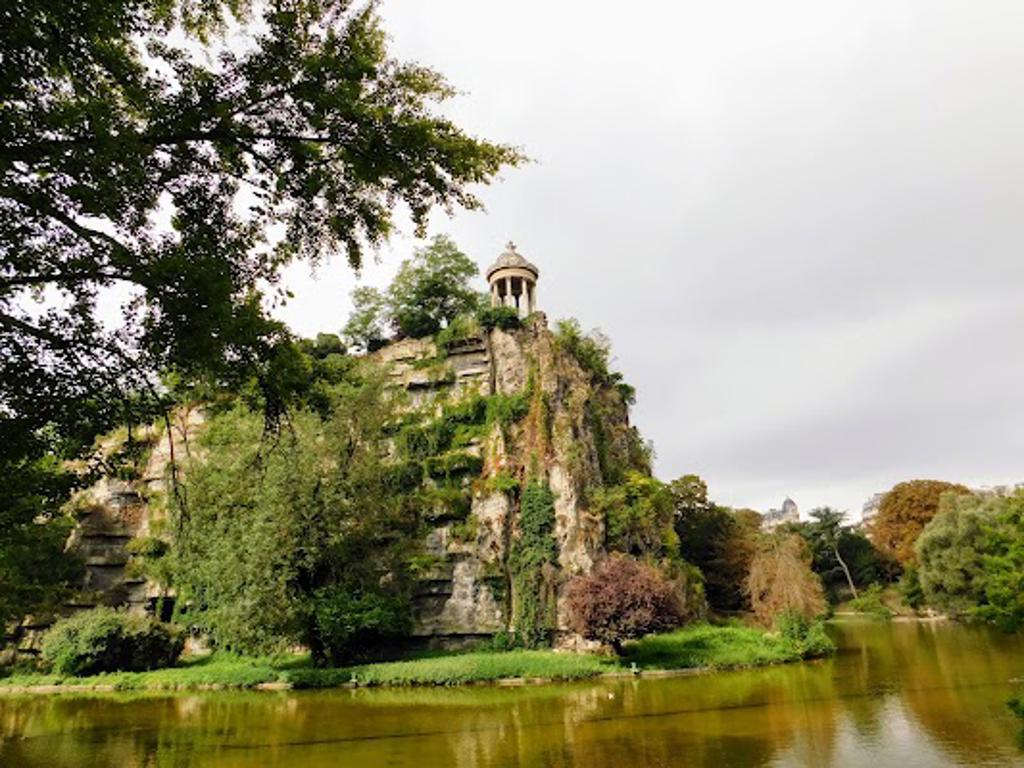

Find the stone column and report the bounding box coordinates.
[490,281,498,307]
[503,277,512,308]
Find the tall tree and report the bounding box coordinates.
[915,491,994,615]
[670,474,760,611]
[386,235,481,338]
[802,507,859,598]
[745,534,826,627]
[869,480,971,566]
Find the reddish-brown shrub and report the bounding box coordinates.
[745,534,826,627]
[565,554,686,653]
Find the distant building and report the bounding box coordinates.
[761,497,799,530]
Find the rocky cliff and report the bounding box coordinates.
[373,313,643,646]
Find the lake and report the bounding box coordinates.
[2,619,1023,767]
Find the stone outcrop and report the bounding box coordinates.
[373,313,640,646]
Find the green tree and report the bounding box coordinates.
[594,472,678,560]
[169,373,420,662]
[670,474,759,610]
[869,480,971,565]
[800,508,859,598]
[915,492,995,615]
[974,490,1024,631]
[387,235,481,338]
[0,456,82,631]
[343,286,389,353]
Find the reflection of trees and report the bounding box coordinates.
[3,623,1024,767]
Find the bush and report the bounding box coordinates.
[565,554,687,653]
[310,588,410,665]
[776,611,836,658]
[848,584,893,619]
[41,608,183,676]
[899,565,925,609]
[1010,696,1024,719]
[476,305,522,331]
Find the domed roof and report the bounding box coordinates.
[486,242,539,280]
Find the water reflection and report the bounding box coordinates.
[2,620,1023,767]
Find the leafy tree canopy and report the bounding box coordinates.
[746,534,826,627]
[869,480,971,565]
[387,235,481,338]
[167,369,421,662]
[1,0,521,462]
[671,475,759,611]
[915,492,996,615]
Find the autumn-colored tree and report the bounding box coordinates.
[869,480,971,566]
[745,534,826,627]
[565,555,687,653]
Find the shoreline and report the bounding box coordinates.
[0,623,827,696]
[0,661,809,696]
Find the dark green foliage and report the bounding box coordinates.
[388,236,482,338]
[508,481,558,648]
[672,476,759,611]
[486,392,531,428]
[477,306,522,331]
[595,472,678,560]
[916,492,995,614]
[435,314,480,354]
[309,588,410,665]
[848,585,893,619]
[343,287,389,353]
[381,462,425,494]
[1010,697,1024,719]
[0,457,83,632]
[899,566,926,610]
[419,485,473,522]
[973,491,1024,631]
[41,608,183,676]
[169,377,421,662]
[423,453,484,481]
[554,319,613,382]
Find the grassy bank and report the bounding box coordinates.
[622,624,811,670]
[0,623,826,693]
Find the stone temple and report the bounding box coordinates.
[487,242,539,317]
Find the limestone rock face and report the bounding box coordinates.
[388,313,640,644]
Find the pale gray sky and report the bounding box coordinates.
[275,0,1024,518]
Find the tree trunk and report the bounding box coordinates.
[834,544,858,599]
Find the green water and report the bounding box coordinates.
[2,620,1023,767]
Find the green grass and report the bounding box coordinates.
[621,623,807,670]
[0,653,289,691]
[288,650,614,688]
[1010,696,1023,718]
[0,624,826,693]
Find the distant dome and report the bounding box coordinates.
[486,242,539,280]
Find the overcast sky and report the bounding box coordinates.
[275,0,1024,518]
